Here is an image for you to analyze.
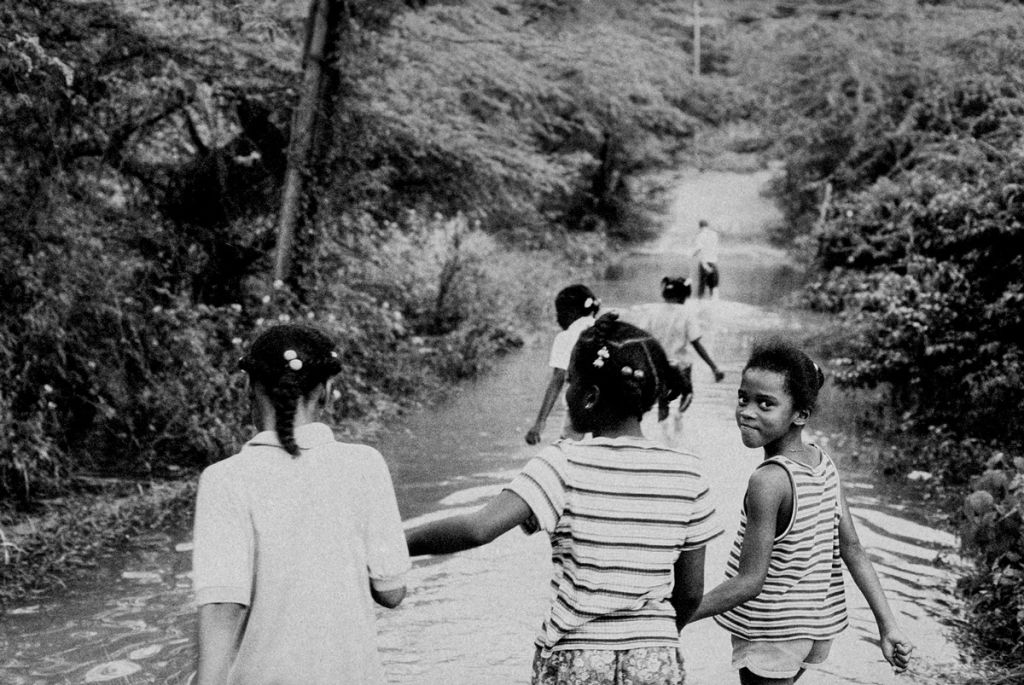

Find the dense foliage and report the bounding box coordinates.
[727,3,1024,665]
[1,0,748,508]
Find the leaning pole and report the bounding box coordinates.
[273,0,331,284]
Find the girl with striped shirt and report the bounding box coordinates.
[688,339,913,684]
[406,313,722,684]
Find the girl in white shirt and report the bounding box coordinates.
[525,284,601,445]
[193,323,410,685]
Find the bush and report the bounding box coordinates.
[0,215,249,501]
[0,200,581,508]
[305,209,574,380]
[958,452,1024,663]
[799,152,1024,437]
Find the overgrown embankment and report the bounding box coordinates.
[717,1,1024,676]
[0,1,753,601]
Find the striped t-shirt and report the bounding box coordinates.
[505,436,721,656]
[714,448,849,641]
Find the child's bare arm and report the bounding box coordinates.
[689,466,787,622]
[838,486,914,672]
[196,603,245,685]
[690,338,724,382]
[671,547,705,630]
[406,490,533,556]
[526,368,566,444]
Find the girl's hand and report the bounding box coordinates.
[658,401,670,421]
[881,629,914,673]
[525,423,543,445]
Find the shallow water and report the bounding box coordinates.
[0,169,970,684]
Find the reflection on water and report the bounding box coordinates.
[0,170,971,684]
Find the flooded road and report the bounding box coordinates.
[0,169,969,684]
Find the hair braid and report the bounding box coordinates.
[268,383,301,456]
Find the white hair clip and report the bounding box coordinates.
[621,366,645,380]
[283,349,302,371]
[584,297,594,309]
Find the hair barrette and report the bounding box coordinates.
[620,365,645,380]
[593,346,610,368]
[283,349,303,371]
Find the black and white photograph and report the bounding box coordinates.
[2,1,1021,683]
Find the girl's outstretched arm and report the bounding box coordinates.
[690,338,724,382]
[688,465,788,623]
[837,486,914,672]
[406,490,533,556]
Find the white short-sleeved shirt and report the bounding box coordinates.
[694,227,720,264]
[548,315,595,371]
[192,422,410,685]
[505,437,722,656]
[619,302,702,367]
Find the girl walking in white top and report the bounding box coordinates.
[687,338,913,684]
[621,277,724,435]
[408,313,721,684]
[192,324,410,685]
[525,284,601,445]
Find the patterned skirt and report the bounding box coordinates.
[531,646,685,685]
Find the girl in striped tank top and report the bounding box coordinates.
[687,339,913,684]
[406,313,722,684]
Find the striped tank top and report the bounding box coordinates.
[505,437,722,655]
[714,447,849,641]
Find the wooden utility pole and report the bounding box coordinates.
[273,0,331,284]
[816,182,833,231]
[692,0,702,78]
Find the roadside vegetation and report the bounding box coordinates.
[0,0,752,600]
[718,0,1024,674]
[5,0,1022,677]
